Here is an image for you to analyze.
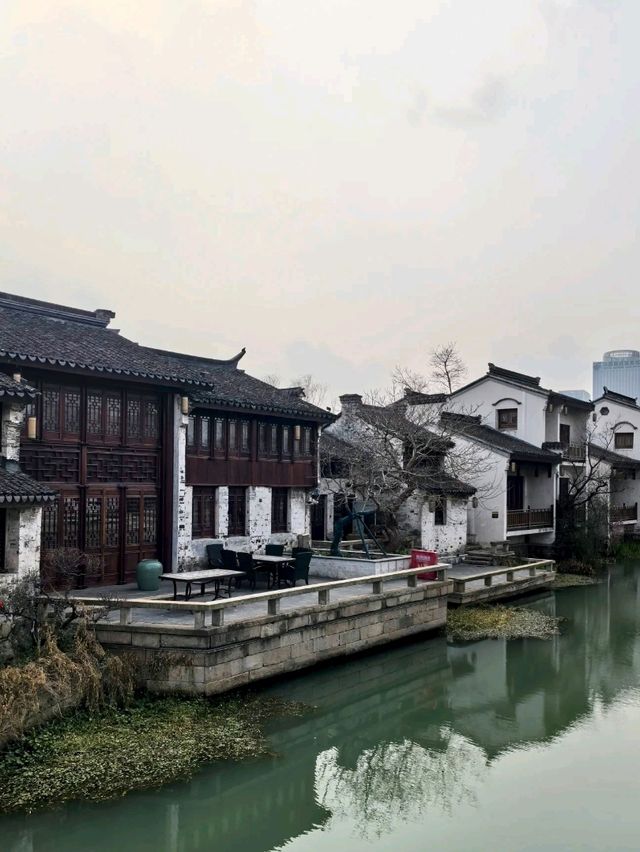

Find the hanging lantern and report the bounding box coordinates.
[180,396,189,415]
[27,416,37,440]
[294,424,301,441]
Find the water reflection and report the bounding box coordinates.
[4,564,640,852]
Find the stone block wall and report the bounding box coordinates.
[97,580,451,696]
[4,506,42,576]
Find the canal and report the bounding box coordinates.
[4,563,640,851]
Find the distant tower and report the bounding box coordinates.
[593,350,640,400]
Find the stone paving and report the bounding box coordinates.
[72,575,417,628]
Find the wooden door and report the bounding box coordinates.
[311,495,326,540]
[122,490,160,583]
[507,476,524,511]
[560,423,571,445]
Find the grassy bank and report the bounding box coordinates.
[0,693,307,814]
[447,605,561,642]
[553,573,599,589]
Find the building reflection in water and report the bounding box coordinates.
[5,565,640,852]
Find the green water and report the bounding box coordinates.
[5,564,640,852]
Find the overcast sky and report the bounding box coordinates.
[1,1,638,401]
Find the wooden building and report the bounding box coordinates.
[0,292,332,586]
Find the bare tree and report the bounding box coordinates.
[290,373,328,408]
[321,392,490,551]
[429,343,467,393]
[261,373,281,387]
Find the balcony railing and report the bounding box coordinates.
[610,503,638,523]
[507,506,554,531]
[542,441,586,462]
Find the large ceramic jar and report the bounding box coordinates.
[136,558,163,591]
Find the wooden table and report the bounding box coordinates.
[252,554,294,588]
[160,569,244,601]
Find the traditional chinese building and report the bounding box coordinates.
[0,292,332,586]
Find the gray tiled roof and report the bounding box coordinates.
[0,373,37,398]
[589,444,640,469]
[442,413,560,464]
[0,293,332,420]
[0,465,57,503]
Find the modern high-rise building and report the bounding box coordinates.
[593,350,640,401]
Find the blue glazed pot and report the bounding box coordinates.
[136,558,163,591]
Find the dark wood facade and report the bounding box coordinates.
[186,409,317,488]
[18,369,174,586]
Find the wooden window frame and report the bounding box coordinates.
[271,488,288,533]
[192,487,216,539]
[228,487,246,536]
[615,432,634,450]
[497,409,518,431]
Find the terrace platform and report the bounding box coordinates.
[71,566,452,696]
[446,560,555,606]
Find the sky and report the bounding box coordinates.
[1,0,638,401]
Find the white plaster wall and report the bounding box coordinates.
[451,435,508,545]
[421,498,468,554]
[592,397,640,461]
[2,401,24,461]
[310,553,411,579]
[5,507,42,576]
[449,377,548,447]
[173,395,190,571]
[184,485,311,566]
[523,465,555,510]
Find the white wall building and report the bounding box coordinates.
[0,374,56,579]
[319,394,475,556]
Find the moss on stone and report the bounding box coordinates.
[552,573,599,589]
[0,693,307,813]
[447,605,561,642]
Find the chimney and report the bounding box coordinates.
[339,394,363,413]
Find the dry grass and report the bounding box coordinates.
[447,605,561,641]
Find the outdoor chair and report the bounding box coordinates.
[265,543,284,556]
[280,550,312,587]
[206,543,224,569]
[221,548,238,574]
[235,551,269,591]
[291,546,313,558]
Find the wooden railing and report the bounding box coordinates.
[542,441,586,461]
[507,506,554,531]
[68,565,449,630]
[611,503,638,523]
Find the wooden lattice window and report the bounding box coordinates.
[271,488,288,533]
[126,498,140,545]
[282,425,291,456]
[228,420,238,453]
[200,417,210,451]
[187,416,196,448]
[43,387,60,433]
[127,397,141,440]
[87,392,103,435]
[214,418,225,452]
[143,496,158,544]
[42,502,59,550]
[106,395,121,437]
[105,496,120,547]
[62,497,80,547]
[192,488,216,538]
[240,421,250,455]
[434,498,447,526]
[85,496,102,549]
[143,399,159,440]
[300,426,313,456]
[63,389,81,434]
[228,487,246,536]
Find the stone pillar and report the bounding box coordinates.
[247,486,271,543]
[290,489,309,535]
[2,402,24,462]
[171,394,188,572]
[216,487,229,537]
[5,507,42,576]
